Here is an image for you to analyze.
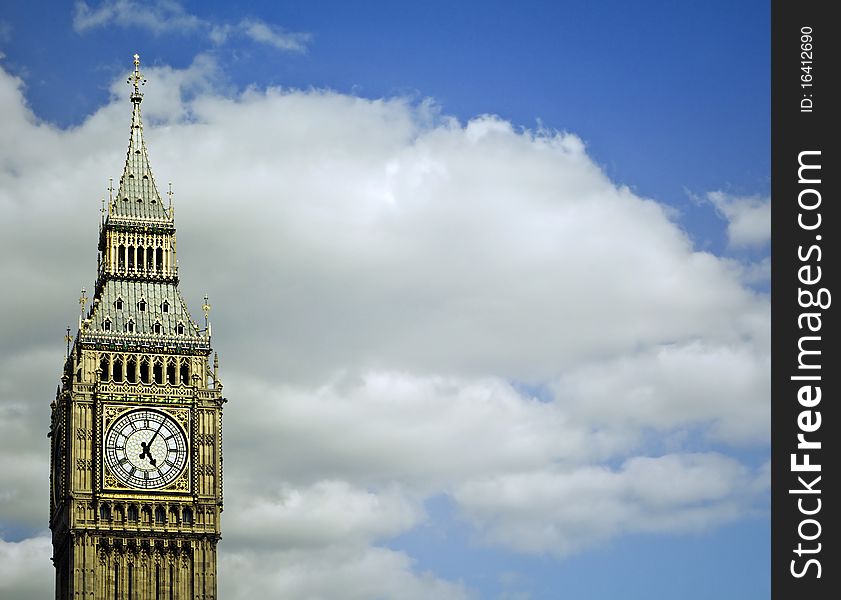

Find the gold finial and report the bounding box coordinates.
[202,294,211,330]
[107,177,114,216]
[79,289,88,315]
[65,326,72,357]
[168,182,174,216]
[127,53,146,100]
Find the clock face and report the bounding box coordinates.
[104,409,188,489]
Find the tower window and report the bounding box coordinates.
[153,362,163,385]
[103,318,111,331]
[126,320,135,333]
[126,357,137,383]
[183,507,193,524]
[155,506,166,524]
[99,503,111,521]
[140,358,150,384]
[180,363,189,385]
[115,298,123,310]
[176,322,185,335]
[166,362,176,385]
[162,300,169,313]
[153,321,162,335]
[128,505,139,522]
[100,356,109,381]
[112,358,123,383]
[138,299,146,312]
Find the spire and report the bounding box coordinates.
[110,54,170,222]
[129,53,145,102]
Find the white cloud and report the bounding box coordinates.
[552,339,770,444]
[0,347,55,531]
[0,58,769,597]
[0,536,53,600]
[73,0,202,34]
[220,545,473,600]
[224,481,422,549]
[739,256,771,285]
[73,1,310,52]
[215,18,311,52]
[707,191,771,248]
[454,453,768,557]
[133,87,769,384]
[224,373,599,491]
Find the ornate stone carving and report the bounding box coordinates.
[52,55,223,600]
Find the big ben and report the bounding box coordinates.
[50,55,225,600]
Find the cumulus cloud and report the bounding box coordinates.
[223,373,597,491]
[0,57,769,597]
[0,347,54,532]
[224,481,423,549]
[454,453,768,557]
[552,340,770,444]
[0,536,53,600]
[707,191,771,248]
[219,545,473,600]
[73,1,310,52]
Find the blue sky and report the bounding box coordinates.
[0,2,769,599]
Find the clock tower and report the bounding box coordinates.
[50,55,225,600]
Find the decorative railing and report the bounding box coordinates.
[79,331,210,352]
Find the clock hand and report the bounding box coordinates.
[139,420,167,466]
[138,441,156,466]
[147,418,166,446]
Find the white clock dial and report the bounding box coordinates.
[104,409,188,489]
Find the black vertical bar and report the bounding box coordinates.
[772,1,838,597]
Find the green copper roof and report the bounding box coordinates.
[84,280,203,339]
[78,55,210,353]
[109,58,171,223]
